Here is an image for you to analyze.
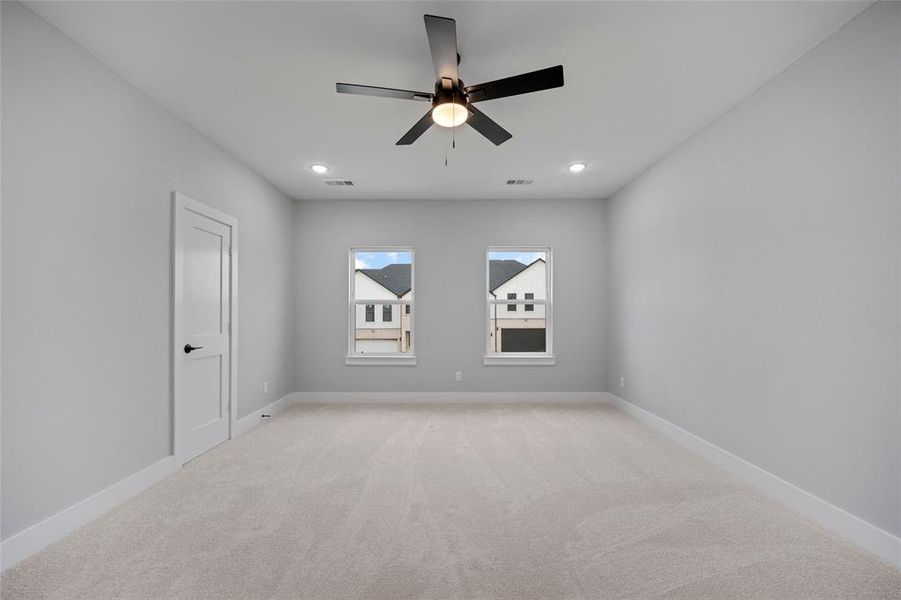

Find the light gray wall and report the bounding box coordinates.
[294,198,606,393]
[1,2,296,539]
[605,2,900,536]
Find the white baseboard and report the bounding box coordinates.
[293,391,608,404]
[0,455,175,571]
[609,393,901,569]
[234,392,299,436]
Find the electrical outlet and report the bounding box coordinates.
[263,381,269,394]
[620,376,625,389]
[455,371,463,382]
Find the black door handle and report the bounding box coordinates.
[184,344,204,354]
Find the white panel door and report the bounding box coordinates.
[174,195,234,464]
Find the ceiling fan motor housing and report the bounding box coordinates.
[433,78,467,108]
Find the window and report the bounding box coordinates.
[486,247,554,365]
[348,248,415,365]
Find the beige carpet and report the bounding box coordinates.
[2,403,899,599]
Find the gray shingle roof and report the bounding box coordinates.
[358,259,542,297]
[489,260,529,293]
[358,263,411,297]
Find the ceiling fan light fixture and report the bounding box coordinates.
[432,102,468,128]
[311,164,329,174]
[335,15,563,146]
[568,162,587,173]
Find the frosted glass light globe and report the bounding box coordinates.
[432,102,468,128]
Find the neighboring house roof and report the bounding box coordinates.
[489,258,545,294]
[357,263,411,297]
[489,260,529,293]
[358,258,545,298]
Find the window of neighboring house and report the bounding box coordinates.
[486,247,554,365]
[348,248,415,365]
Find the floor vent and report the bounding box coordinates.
[506,179,533,185]
[325,179,354,186]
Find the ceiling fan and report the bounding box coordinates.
[336,14,564,146]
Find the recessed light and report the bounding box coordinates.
[311,164,329,174]
[568,162,587,173]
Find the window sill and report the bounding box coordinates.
[482,355,556,366]
[345,355,418,366]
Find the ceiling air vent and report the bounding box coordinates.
[506,179,533,185]
[325,179,354,186]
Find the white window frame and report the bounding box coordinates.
[346,246,416,366]
[484,246,555,366]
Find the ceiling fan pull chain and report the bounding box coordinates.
[452,90,457,149]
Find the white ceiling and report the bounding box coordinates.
[28,1,867,201]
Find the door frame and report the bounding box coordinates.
[172,191,238,466]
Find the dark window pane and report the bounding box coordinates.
[365,304,375,322]
[405,305,410,314]
[382,304,392,322]
[525,293,534,311]
[507,292,517,312]
[500,327,546,352]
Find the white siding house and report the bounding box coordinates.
[489,259,547,352]
[353,266,412,353]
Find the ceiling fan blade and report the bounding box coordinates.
[424,15,459,85]
[466,104,512,146]
[336,83,433,102]
[396,110,434,145]
[465,65,564,103]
